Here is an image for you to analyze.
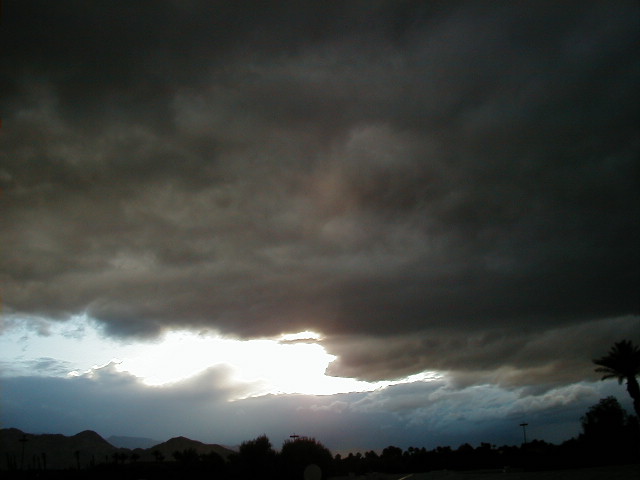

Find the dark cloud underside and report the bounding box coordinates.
[2,1,639,382]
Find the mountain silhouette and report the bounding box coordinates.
[0,428,235,470]
[148,435,235,461]
[0,428,120,470]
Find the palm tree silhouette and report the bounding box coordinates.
[593,340,640,417]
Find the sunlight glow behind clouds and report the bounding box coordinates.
[114,329,433,397]
[117,330,336,392]
[0,317,440,398]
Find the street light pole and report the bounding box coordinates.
[519,423,528,445]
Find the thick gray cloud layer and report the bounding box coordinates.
[1,362,630,451]
[2,1,639,384]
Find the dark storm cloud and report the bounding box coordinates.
[2,1,639,383]
[325,316,640,386]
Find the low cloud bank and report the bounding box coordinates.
[1,362,631,452]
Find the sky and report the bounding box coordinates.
[1,0,639,454]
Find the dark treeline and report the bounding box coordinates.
[334,396,639,475]
[3,396,639,479]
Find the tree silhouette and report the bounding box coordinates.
[581,397,629,439]
[579,396,639,461]
[199,450,225,473]
[172,447,199,467]
[152,449,164,462]
[380,445,403,472]
[593,340,640,417]
[280,437,333,480]
[236,434,277,479]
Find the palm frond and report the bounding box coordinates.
[593,340,640,382]
[594,367,624,383]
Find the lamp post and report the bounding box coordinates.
[519,423,528,445]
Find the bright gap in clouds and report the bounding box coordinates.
[1,316,439,398]
[114,329,428,397]
[116,330,337,394]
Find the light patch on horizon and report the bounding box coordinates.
[0,317,442,398]
[110,330,441,397]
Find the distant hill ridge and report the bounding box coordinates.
[0,428,235,470]
[72,430,112,445]
[0,428,119,470]
[147,435,235,460]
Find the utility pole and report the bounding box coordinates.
[519,423,529,445]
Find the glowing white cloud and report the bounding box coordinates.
[0,317,441,398]
[115,329,416,397]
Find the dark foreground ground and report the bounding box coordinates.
[329,464,640,480]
